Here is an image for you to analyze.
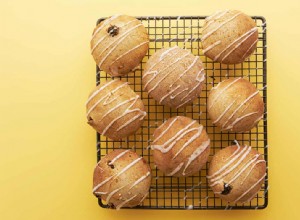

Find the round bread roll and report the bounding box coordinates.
[93,149,151,209]
[151,116,210,177]
[142,46,205,109]
[208,144,266,203]
[202,10,258,64]
[86,79,146,140]
[208,78,264,132]
[90,14,149,76]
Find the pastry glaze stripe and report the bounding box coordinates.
[202,10,230,32]
[106,185,127,204]
[159,85,181,103]
[167,162,184,176]
[117,110,146,131]
[212,154,260,189]
[109,41,149,66]
[97,24,143,67]
[222,90,260,130]
[212,99,237,124]
[159,46,178,60]
[108,150,130,165]
[151,120,197,153]
[138,193,149,205]
[176,98,192,109]
[203,40,221,54]
[201,12,243,41]
[86,80,116,105]
[209,146,252,184]
[146,53,191,93]
[86,82,128,117]
[91,19,140,54]
[92,157,142,193]
[213,27,258,61]
[152,117,179,143]
[240,159,266,184]
[182,139,210,175]
[223,111,258,130]
[129,171,151,190]
[91,15,120,40]
[208,77,241,110]
[220,28,258,62]
[233,173,266,203]
[102,96,146,135]
[178,56,199,79]
[241,39,258,60]
[170,88,188,100]
[173,125,204,159]
[225,141,241,161]
[207,145,249,179]
[116,195,138,210]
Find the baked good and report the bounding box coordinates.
[202,10,258,64]
[151,116,210,177]
[93,149,151,209]
[86,79,146,140]
[207,144,266,203]
[142,46,205,109]
[90,14,149,76]
[207,77,264,132]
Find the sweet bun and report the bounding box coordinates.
[93,149,151,209]
[86,79,146,140]
[208,144,266,203]
[208,77,264,132]
[142,46,205,109]
[151,116,210,177]
[202,10,258,64]
[91,14,149,76]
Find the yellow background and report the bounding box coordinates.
[1,0,299,219]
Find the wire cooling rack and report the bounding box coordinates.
[95,16,268,210]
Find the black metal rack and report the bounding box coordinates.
[95,16,268,210]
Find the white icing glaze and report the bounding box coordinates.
[173,125,204,159]
[176,98,192,109]
[116,194,138,210]
[97,24,143,67]
[212,99,237,124]
[171,88,189,100]
[222,90,259,130]
[208,77,241,110]
[178,56,199,79]
[129,171,151,190]
[86,80,116,105]
[224,111,258,130]
[202,12,243,41]
[159,85,181,103]
[108,150,130,165]
[167,162,184,176]
[240,159,265,184]
[151,120,197,153]
[159,46,178,60]
[213,27,257,61]
[93,175,114,193]
[86,82,128,117]
[241,39,258,60]
[117,110,146,131]
[203,40,221,54]
[203,10,230,32]
[138,192,149,205]
[233,173,266,203]
[225,140,241,162]
[106,185,126,204]
[182,139,210,175]
[153,117,179,143]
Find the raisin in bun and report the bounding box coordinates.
[208,144,266,203]
[208,78,264,133]
[91,15,149,76]
[142,46,205,109]
[93,150,151,209]
[202,10,258,64]
[151,116,210,177]
[86,79,146,140]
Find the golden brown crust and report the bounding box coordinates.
[93,149,151,209]
[151,116,210,177]
[208,145,266,203]
[91,15,149,76]
[202,10,258,64]
[142,46,205,109]
[86,79,146,140]
[207,78,264,132]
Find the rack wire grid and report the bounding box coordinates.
[95,16,268,210]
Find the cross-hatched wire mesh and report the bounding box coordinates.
[94,16,268,210]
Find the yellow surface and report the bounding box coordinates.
[1,0,300,219]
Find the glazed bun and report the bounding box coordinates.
[142,46,205,109]
[151,116,210,177]
[202,10,258,64]
[91,14,149,76]
[208,144,266,203]
[93,149,151,209]
[86,79,146,140]
[208,78,264,132]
